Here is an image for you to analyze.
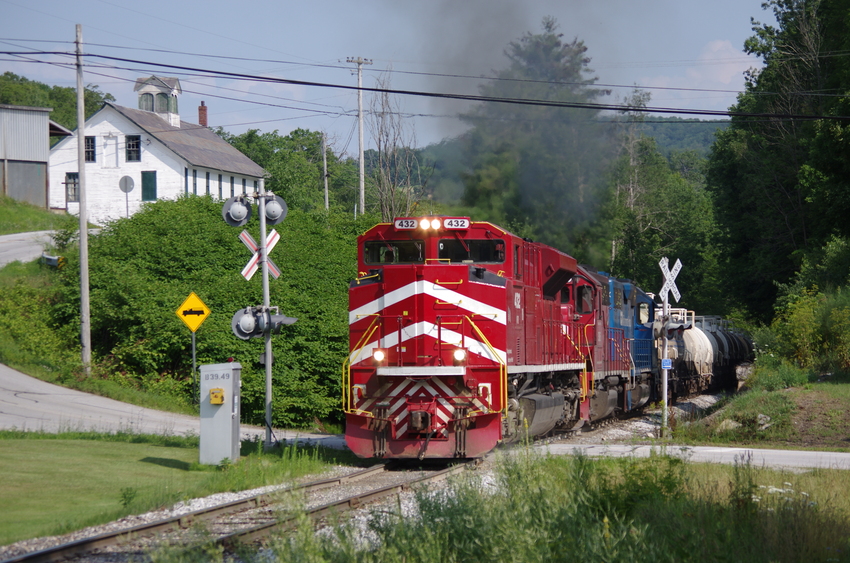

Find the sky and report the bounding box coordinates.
[0,0,777,156]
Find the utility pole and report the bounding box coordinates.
[76,24,92,376]
[346,56,372,217]
[322,133,329,210]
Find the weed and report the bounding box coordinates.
[119,487,138,508]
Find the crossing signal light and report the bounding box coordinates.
[664,320,689,339]
[263,194,288,226]
[653,319,691,339]
[231,306,297,340]
[222,195,252,227]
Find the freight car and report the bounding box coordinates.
[343,217,751,459]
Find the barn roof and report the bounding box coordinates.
[106,102,265,178]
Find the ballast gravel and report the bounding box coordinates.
[0,465,364,561]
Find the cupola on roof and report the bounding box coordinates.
[133,76,182,127]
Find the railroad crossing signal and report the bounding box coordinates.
[176,292,211,333]
[659,257,682,303]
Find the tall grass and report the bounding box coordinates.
[258,452,850,563]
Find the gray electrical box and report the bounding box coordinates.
[199,362,242,465]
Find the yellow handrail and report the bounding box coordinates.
[342,315,381,414]
[464,315,508,414]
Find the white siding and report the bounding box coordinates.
[48,107,261,225]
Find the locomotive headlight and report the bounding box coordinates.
[372,349,387,363]
[453,348,467,364]
[419,218,431,230]
[430,218,441,230]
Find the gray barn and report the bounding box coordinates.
[0,104,72,208]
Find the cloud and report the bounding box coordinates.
[687,39,759,86]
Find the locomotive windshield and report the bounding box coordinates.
[438,239,505,263]
[364,240,425,264]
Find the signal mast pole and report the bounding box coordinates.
[346,57,372,217]
[658,257,682,439]
[257,181,274,448]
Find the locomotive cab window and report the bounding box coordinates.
[364,240,425,264]
[438,239,505,263]
[638,302,651,324]
[577,286,594,314]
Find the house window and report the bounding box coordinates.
[139,93,153,112]
[242,178,247,195]
[254,180,258,192]
[230,176,235,198]
[126,135,141,162]
[192,170,197,195]
[218,174,223,199]
[185,168,189,194]
[84,136,96,163]
[65,172,79,203]
[206,172,210,195]
[142,171,157,201]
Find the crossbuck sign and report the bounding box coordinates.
[659,257,682,303]
[239,229,281,280]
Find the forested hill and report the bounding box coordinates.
[419,116,725,207]
[636,117,727,156]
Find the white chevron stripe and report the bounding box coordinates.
[349,280,506,326]
[349,321,506,365]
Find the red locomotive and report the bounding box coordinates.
[343,217,749,459]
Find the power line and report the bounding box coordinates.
[75,51,850,122]
[3,50,847,124]
[4,44,847,101]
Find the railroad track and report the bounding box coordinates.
[1,461,470,563]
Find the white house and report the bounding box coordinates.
[48,76,265,225]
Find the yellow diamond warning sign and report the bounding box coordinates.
[176,292,211,332]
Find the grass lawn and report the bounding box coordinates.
[0,439,201,545]
[0,195,75,236]
[0,433,359,546]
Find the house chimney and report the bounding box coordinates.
[198,101,208,127]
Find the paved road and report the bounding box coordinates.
[0,230,55,267]
[539,443,850,471]
[0,363,344,448]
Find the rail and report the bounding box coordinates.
[1,464,391,563]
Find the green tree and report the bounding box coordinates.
[609,136,722,312]
[459,16,616,262]
[0,72,115,131]
[706,0,850,320]
[217,128,358,212]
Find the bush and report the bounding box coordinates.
[8,195,379,427]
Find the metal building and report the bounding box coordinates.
[0,104,72,208]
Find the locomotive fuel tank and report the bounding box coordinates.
[517,393,565,437]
